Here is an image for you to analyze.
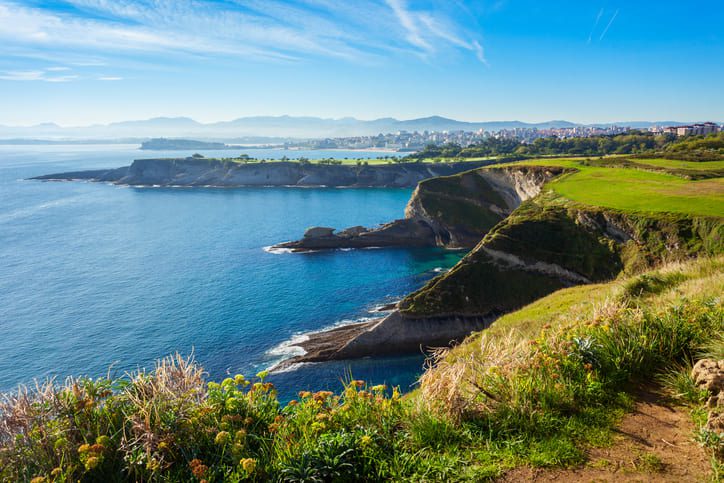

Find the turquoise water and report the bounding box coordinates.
[0,145,463,400]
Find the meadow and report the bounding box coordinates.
[512,157,724,217]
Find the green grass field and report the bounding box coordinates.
[510,158,724,217]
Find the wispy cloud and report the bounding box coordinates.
[0,0,487,68]
[0,69,77,82]
[599,9,619,41]
[587,8,604,44]
[97,75,122,81]
[384,0,488,64]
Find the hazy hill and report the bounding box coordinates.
[0,116,701,141]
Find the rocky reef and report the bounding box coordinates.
[32,158,494,188]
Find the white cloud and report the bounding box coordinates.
[97,76,122,81]
[599,9,619,41]
[0,0,487,66]
[0,69,77,82]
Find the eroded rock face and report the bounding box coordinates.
[304,227,335,239]
[691,359,724,434]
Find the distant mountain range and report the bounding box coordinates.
[0,115,711,141]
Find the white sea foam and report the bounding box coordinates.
[263,245,294,254]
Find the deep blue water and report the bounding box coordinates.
[0,145,463,400]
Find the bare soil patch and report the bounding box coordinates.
[500,388,711,482]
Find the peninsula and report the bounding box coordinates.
[32,157,495,188]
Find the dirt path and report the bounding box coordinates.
[500,389,712,482]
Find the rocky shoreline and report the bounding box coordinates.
[32,157,494,188]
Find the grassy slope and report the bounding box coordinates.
[518,157,724,217]
[399,157,723,317]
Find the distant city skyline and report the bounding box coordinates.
[1,1,723,126]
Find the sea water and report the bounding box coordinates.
[0,145,463,400]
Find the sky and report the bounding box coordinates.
[1,0,723,126]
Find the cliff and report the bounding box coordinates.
[283,160,723,364]
[274,165,567,251]
[32,157,494,188]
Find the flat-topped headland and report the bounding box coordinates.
[32,157,495,188]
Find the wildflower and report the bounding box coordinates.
[215,431,231,445]
[84,456,101,471]
[351,380,365,388]
[95,435,110,447]
[370,384,386,392]
[189,459,208,478]
[315,413,329,421]
[30,477,47,483]
[256,370,269,380]
[158,441,168,450]
[268,423,280,433]
[222,377,235,387]
[287,399,298,407]
[235,429,247,441]
[275,415,284,423]
[234,374,246,385]
[550,373,560,380]
[299,391,312,399]
[207,382,220,390]
[583,363,593,371]
[53,437,68,451]
[392,388,400,400]
[313,390,333,402]
[542,323,552,330]
[146,457,161,472]
[51,468,62,477]
[240,457,257,473]
[77,443,91,454]
[360,435,372,446]
[90,443,105,453]
[244,417,254,426]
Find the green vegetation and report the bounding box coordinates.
[406,131,724,162]
[2,258,722,482]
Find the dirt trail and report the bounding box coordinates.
[500,389,712,482]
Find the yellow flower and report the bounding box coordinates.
[84,456,101,471]
[215,431,231,445]
[95,435,110,447]
[77,443,91,454]
[234,374,246,385]
[30,477,47,483]
[256,370,269,380]
[360,435,372,446]
[299,391,312,399]
[235,429,247,441]
[146,457,161,472]
[351,380,365,388]
[240,458,257,473]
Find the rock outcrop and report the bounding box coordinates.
[283,165,723,364]
[273,166,567,251]
[32,158,494,188]
[692,359,724,434]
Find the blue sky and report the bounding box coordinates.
[1,0,723,126]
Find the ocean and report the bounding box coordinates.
[0,145,463,400]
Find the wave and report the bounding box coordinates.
[0,194,88,224]
[263,245,294,254]
[265,315,380,371]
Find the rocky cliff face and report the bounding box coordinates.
[33,158,494,188]
[288,166,723,363]
[275,165,567,251]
